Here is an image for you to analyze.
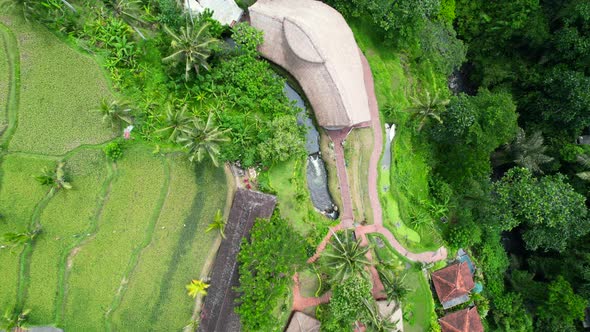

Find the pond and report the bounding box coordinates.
[284,83,338,219]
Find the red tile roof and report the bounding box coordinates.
[439,307,484,332]
[432,261,475,304]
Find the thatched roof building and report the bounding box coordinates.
[285,312,321,332]
[198,189,277,332]
[185,0,243,26]
[249,0,371,130]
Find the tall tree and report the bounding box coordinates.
[405,90,449,131]
[536,276,587,332]
[321,230,371,283]
[155,104,193,142]
[494,167,589,252]
[493,127,554,174]
[176,113,229,167]
[362,298,400,332]
[104,0,146,27]
[163,22,219,81]
[95,98,134,129]
[323,275,373,331]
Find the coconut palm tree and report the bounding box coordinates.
[362,298,400,332]
[405,90,449,131]
[0,0,75,20]
[186,279,209,298]
[1,227,41,249]
[95,98,134,129]
[206,209,226,239]
[494,127,553,174]
[1,308,31,331]
[376,267,410,307]
[575,154,590,181]
[321,230,372,283]
[155,104,193,142]
[104,0,145,26]
[163,22,219,81]
[34,162,72,193]
[176,113,230,167]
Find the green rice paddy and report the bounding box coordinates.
[1,15,113,155]
[0,14,228,331]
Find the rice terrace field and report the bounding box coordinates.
[0,14,228,331]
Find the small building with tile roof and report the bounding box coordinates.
[432,261,475,309]
[438,307,484,332]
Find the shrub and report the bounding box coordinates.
[103,140,124,161]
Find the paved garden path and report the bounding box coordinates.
[292,49,449,312]
[360,51,448,262]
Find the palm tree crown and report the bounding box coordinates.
[321,230,372,283]
[176,112,229,167]
[405,90,449,131]
[496,127,554,174]
[362,298,400,332]
[163,22,219,81]
[156,104,193,142]
[105,0,146,26]
[206,209,226,238]
[96,98,133,129]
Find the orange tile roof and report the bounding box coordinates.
[439,307,484,332]
[432,261,475,304]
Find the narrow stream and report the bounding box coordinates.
[284,83,338,219]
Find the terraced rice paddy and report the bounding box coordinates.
[0,14,228,331]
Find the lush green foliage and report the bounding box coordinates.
[103,140,124,161]
[321,275,373,331]
[494,167,589,252]
[321,230,372,283]
[432,90,518,188]
[205,209,226,238]
[493,128,553,174]
[236,214,306,332]
[326,0,440,47]
[162,21,219,81]
[536,276,587,332]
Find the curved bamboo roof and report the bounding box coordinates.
[249,0,371,130]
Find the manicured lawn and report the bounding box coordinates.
[62,145,167,331]
[0,16,113,155]
[24,149,109,324]
[350,19,444,252]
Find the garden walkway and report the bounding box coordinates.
[292,49,449,313]
[359,51,448,263]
